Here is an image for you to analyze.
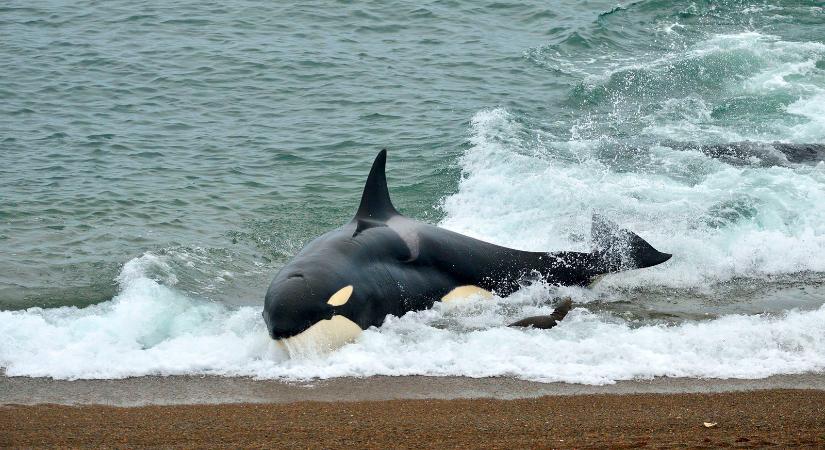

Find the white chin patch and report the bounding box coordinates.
[277,315,362,357]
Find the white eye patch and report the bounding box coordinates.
[327,285,353,306]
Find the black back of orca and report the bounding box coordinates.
[263,150,671,346]
[662,141,825,166]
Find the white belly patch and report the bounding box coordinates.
[441,285,494,302]
[277,315,362,357]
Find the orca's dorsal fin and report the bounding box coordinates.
[354,149,399,221]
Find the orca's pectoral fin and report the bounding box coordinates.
[509,297,573,329]
[591,214,671,273]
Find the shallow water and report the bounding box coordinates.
[2,0,825,382]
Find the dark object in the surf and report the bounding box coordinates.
[509,297,574,329]
[663,141,825,166]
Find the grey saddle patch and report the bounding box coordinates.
[387,216,420,260]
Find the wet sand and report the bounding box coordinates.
[4,373,825,406]
[3,389,825,448]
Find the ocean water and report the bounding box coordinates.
[2,0,825,383]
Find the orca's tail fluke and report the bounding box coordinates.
[591,214,671,273]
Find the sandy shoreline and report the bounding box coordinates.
[3,373,825,406]
[4,375,825,447]
[3,389,825,448]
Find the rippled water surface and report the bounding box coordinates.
[2,1,825,382]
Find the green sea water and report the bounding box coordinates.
[2,0,825,312]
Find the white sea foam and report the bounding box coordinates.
[580,31,825,142]
[787,92,825,141]
[1,257,824,382]
[441,108,825,289]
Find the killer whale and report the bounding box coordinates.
[662,141,825,166]
[263,150,671,352]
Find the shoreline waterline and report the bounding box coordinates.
[3,373,825,406]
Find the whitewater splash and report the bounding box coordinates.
[451,31,825,289]
[442,108,825,290]
[1,247,824,382]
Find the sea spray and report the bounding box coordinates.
[2,252,824,382]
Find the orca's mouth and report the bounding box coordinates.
[268,324,303,341]
[265,309,336,341]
